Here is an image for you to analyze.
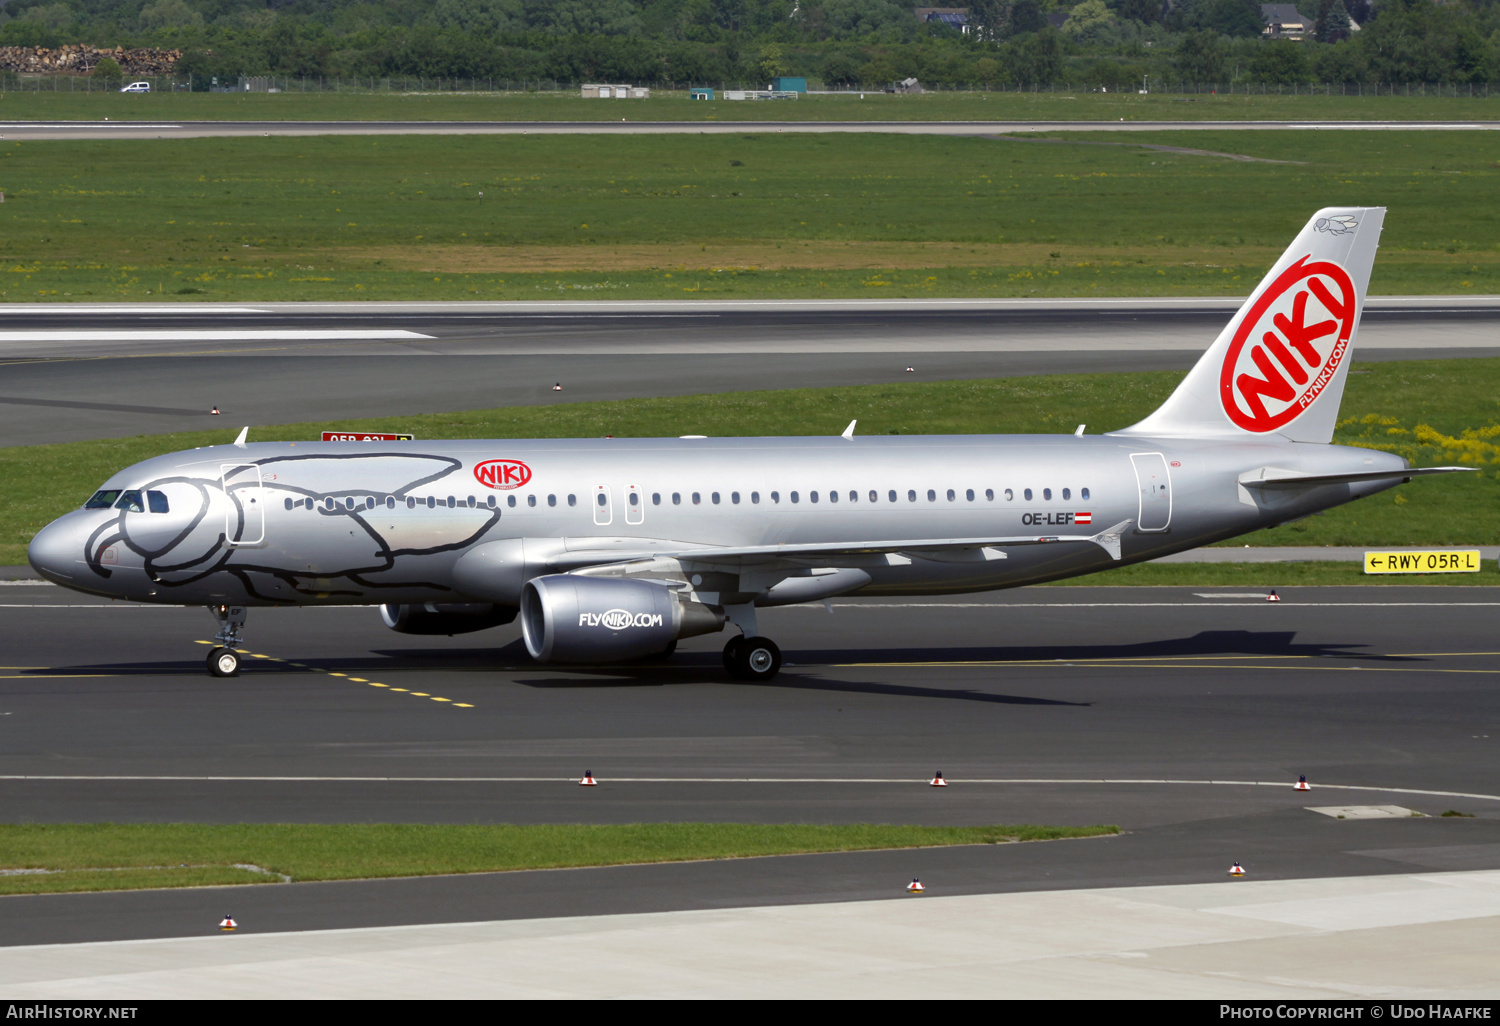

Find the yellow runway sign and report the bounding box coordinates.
[1365,550,1483,574]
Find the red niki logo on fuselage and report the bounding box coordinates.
[1220,256,1357,433]
[473,459,532,490]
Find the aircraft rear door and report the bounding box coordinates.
[221,462,266,546]
[1129,452,1172,532]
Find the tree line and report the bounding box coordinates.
[0,0,1497,86]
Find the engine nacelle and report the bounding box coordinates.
[380,602,516,636]
[521,575,724,663]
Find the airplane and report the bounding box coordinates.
[27,206,1473,681]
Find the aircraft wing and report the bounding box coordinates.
[554,518,1136,570]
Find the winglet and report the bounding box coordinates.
[1089,519,1133,561]
[841,419,857,440]
[233,426,249,448]
[1074,424,1086,437]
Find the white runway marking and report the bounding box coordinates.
[2,776,1496,802]
[0,330,434,342]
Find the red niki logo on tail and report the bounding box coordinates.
[1220,256,1357,433]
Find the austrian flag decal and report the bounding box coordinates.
[1220,256,1357,433]
[1075,512,1092,526]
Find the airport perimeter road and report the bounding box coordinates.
[2,119,1499,141]
[2,297,1496,446]
[1,584,1498,945]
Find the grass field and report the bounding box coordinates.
[0,87,1497,123]
[0,821,1117,895]
[2,359,1494,566]
[2,130,1498,300]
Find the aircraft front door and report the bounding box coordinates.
[220,463,266,546]
[1129,452,1172,533]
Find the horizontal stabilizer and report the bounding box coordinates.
[1238,466,1476,488]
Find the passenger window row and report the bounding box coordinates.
[281,486,1093,513]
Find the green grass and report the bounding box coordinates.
[0,822,1118,895]
[0,87,1497,123]
[1,358,1495,566]
[2,130,1500,301]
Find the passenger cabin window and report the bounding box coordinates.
[731,492,741,504]
[1023,489,1033,501]
[407,497,416,509]
[850,491,858,502]
[712,492,720,504]
[1062,488,1071,500]
[946,489,956,502]
[751,492,760,504]
[965,489,974,502]
[1005,489,1014,501]
[828,490,838,503]
[1082,487,1090,500]
[1043,488,1051,501]
[507,496,516,508]
[486,495,496,509]
[306,498,315,510]
[569,494,578,507]
[428,496,437,509]
[388,496,397,510]
[369,497,378,510]
[548,494,557,507]
[85,490,121,510]
[888,490,897,502]
[985,489,994,501]
[770,491,779,504]
[672,493,681,505]
[692,492,701,505]
[870,491,879,503]
[791,491,800,504]
[652,493,661,506]
[596,493,607,507]
[907,490,917,502]
[284,498,294,511]
[811,491,819,504]
[927,489,936,502]
[629,492,639,507]
[527,495,537,508]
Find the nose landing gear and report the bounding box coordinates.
[722,635,782,682]
[206,604,247,678]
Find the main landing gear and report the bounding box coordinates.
[206,604,247,678]
[722,634,782,682]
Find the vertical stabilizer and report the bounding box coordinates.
[1115,207,1385,444]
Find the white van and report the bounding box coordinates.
[119,81,151,93]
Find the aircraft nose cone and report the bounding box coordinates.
[28,516,84,584]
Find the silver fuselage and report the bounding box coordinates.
[29,433,1407,607]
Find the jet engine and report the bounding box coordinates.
[380,602,516,636]
[520,575,724,663]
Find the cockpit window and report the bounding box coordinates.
[147,490,170,514]
[84,489,121,510]
[114,490,145,513]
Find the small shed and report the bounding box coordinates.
[581,84,649,99]
[895,77,923,94]
[690,87,715,100]
[771,77,807,93]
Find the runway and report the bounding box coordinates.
[2,297,1496,446]
[2,584,1498,946]
[2,119,1498,141]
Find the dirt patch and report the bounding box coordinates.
[303,240,1286,273]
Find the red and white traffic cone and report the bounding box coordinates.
[552,383,562,392]
[905,366,915,373]
[1295,775,1311,791]
[1228,862,1246,877]
[219,915,237,931]
[1267,590,1281,602]
[907,878,925,893]
[579,770,597,786]
[210,406,221,416]
[930,771,947,787]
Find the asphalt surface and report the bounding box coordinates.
[2,298,1496,446]
[2,584,1498,944]
[2,119,1498,141]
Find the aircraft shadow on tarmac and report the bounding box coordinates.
[36,631,1416,707]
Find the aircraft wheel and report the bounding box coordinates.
[735,637,782,682]
[207,647,241,678]
[721,635,746,675]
